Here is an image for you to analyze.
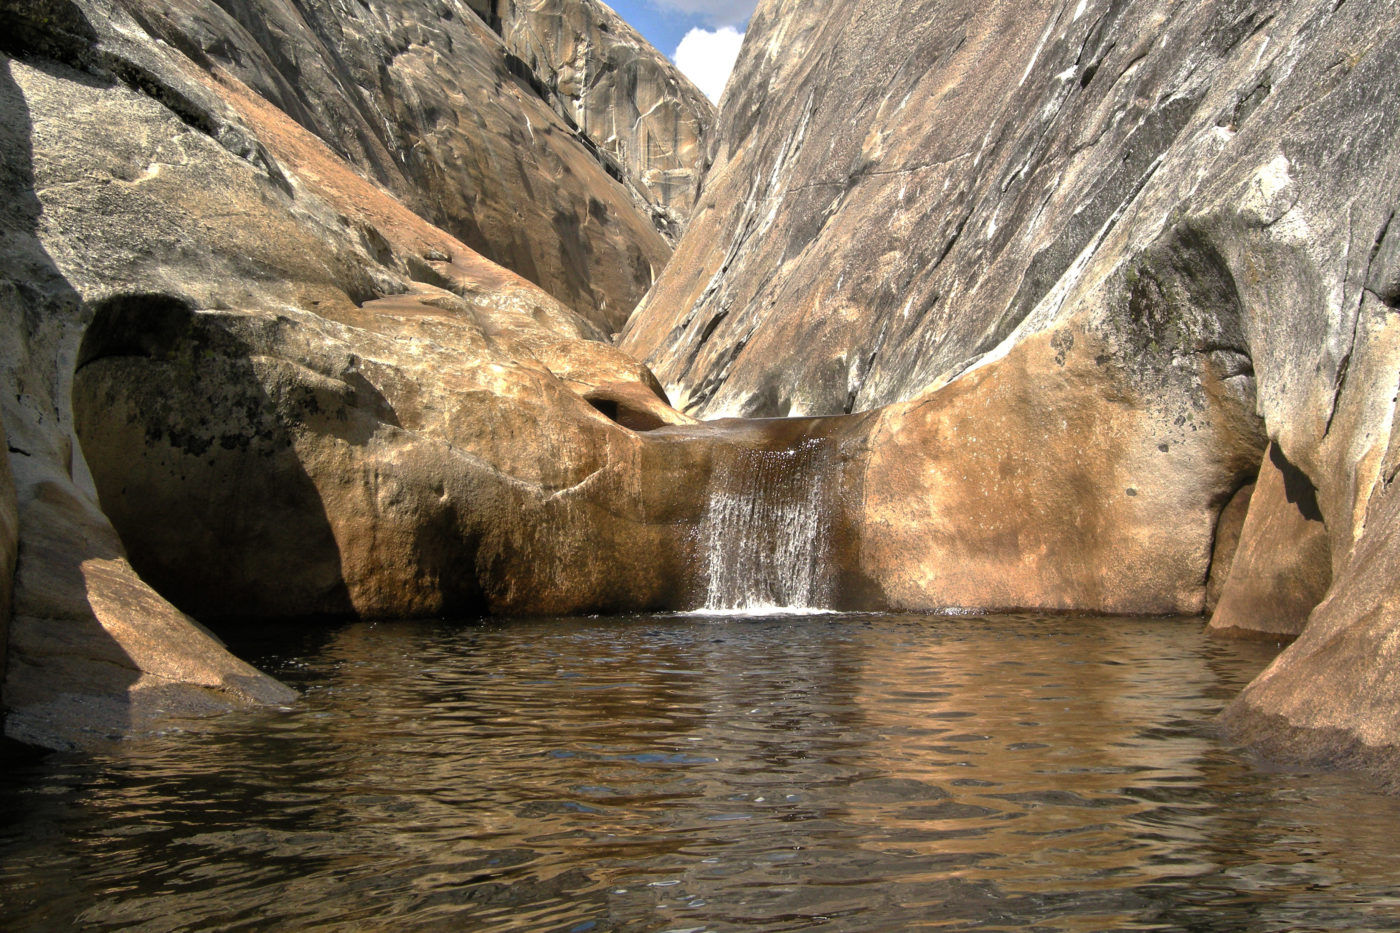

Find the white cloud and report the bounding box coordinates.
[649,0,758,27]
[675,25,745,103]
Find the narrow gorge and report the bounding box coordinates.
[4,0,1400,919]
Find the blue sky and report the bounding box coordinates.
[605,0,759,101]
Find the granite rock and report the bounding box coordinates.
[112,0,676,331]
[494,0,715,239]
[0,412,15,717]
[1209,445,1332,639]
[0,0,689,748]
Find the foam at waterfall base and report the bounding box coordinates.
[678,605,842,619]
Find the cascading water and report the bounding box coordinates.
[697,436,833,612]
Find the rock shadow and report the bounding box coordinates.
[0,34,154,749]
[72,295,362,628]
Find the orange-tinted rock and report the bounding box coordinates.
[854,327,1263,615]
[1221,468,1400,788]
[0,0,687,748]
[622,0,1400,780]
[1209,446,1331,639]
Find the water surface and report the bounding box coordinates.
[4,613,1400,931]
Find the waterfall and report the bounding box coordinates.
[697,437,834,613]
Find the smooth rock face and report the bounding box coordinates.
[495,0,715,238]
[1209,445,1331,639]
[624,0,1400,778]
[1205,483,1253,615]
[116,0,677,331]
[1220,468,1400,788]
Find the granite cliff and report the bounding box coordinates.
[624,0,1400,783]
[494,0,714,239]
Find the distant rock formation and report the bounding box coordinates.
[623,0,1400,783]
[493,0,716,239]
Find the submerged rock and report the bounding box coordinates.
[623,0,1400,780]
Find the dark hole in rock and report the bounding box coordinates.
[586,396,667,432]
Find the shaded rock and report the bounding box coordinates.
[494,0,715,238]
[1209,445,1331,639]
[0,412,14,713]
[0,0,688,746]
[3,473,298,749]
[0,48,304,748]
[115,0,673,330]
[72,290,701,622]
[1220,465,1400,788]
[1205,482,1253,615]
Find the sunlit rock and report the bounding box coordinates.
[0,0,690,748]
[115,0,675,331]
[494,0,716,239]
[1209,445,1331,639]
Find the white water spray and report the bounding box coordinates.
[697,437,834,613]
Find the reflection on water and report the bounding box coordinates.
[3,614,1400,931]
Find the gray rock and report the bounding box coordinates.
[0,411,15,716]
[494,0,715,239]
[623,0,1400,779]
[111,0,676,331]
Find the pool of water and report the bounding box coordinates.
[3,613,1400,931]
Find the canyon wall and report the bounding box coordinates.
[624,0,1400,781]
[112,0,692,332]
[495,0,715,238]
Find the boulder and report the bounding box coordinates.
[1208,445,1331,639]
[494,0,715,238]
[72,290,704,622]
[854,325,1263,615]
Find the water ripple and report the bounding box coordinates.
[3,614,1400,931]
